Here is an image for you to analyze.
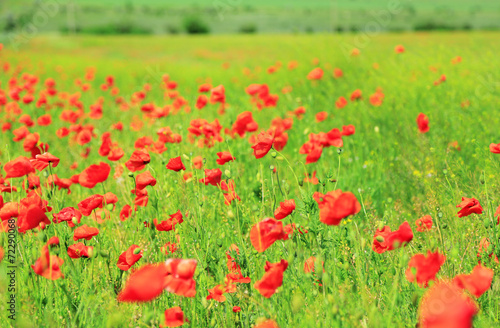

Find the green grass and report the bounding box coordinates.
[0,32,499,327]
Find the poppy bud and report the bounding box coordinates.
[441,223,448,229]
[133,248,142,255]
[100,250,109,258]
[227,210,234,218]
[375,236,385,243]
[484,217,491,228]
[271,151,277,158]
[87,247,94,258]
[442,169,448,175]
[71,217,79,225]
[128,172,134,178]
[106,203,114,211]
[224,169,231,178]
[269,165,274,171]
[437,212,443,218]
[182,154,190,160]
[216,238,223,247]
[337,148,343,155]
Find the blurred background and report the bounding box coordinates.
[1,0,500,37]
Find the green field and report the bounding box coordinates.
[0,32,500,327]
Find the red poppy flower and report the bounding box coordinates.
[125,149,150,172]
[394,45,405,53]
[196,94,208,110]
[73,224,99,241]
[153,210,184,232]
[117,245,143,271]
[17,196,51,233]
[31,245,64,280]
[456,197,483,217]
[47,236,60,246]
[135,171,156,190]
[206,284,226,302]
[405,250,446,287]
[336,96,347,109]
[274,199,295,220]
[341,125,355,136]
[453,265,493,298]
[216,151,236,165]
[232,111,258,137]
[307,67,324,80]
[232,306,241,313]
[120,204,133,221]
[78,194,104,216]
[31,152,60,171]
[372,221,413,254]
[415,215,433,232]
[166,156,186,172]
[419,280,478,328]
[315,111,328,122]
[254,259,288,298]
[255,320,279,328]
[210,85,226,103]
[478,237,499,264]
[251,132,274,159]
[53,207,82,227]
[250,218,287,252]
[199,168,222,186]
[118,263,168,302]
[4,156,35,178]
[164,258,197,297]
[161,307,187,327]
[313,190,361,225]
[79,162,111,188]
[417,113,429,133]
[489,142,500,154]
[67,243,93,259]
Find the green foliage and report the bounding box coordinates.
[183,16,210,34]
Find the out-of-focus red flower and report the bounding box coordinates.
[415,215,433,232]
[417,113,429,133]
[254,260,288,298]
[118,264,168,302]
[161,306,187,327]
[453,265,493,298]
[313,190,361,225]
[206,284,226,302]
[307,68,324,80]
[31,245,64,280]
[419,280,478,328]
[164,258,197,297]
[405,250,446,287]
